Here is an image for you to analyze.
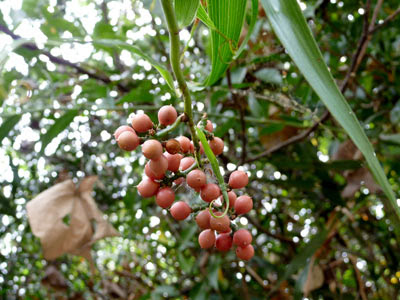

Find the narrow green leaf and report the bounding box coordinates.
[174,0,200,28]
[0,115,21,144]
[196,4,216,30]
[205,0,247,86]
[40,109,79,153]
[234,0,258,59]
[261,0,400,226]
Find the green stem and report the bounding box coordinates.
[155,114,183,137]
[160,0,202,168]
[195,126,229,219]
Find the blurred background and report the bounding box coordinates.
[1,0,400,299]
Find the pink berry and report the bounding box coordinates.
[176,136,191,153]
[145,162,164,180]
[165,152,182,173]
[158,105,177,126]
[137,178,159,198]
[234,195,253,215]
[149,154,168,177]
[233,229,252,247]
[156,187,175,208]
[131,113,153,133]
[205,120,213,132]
[215,233,233,252]
[236,244,254,260]
[200,183,221,203]
[186,169,207,189]
[170,201,191,221]
[142,140,163,160]
[229,170,249,189]
[220,191,237,207]
[189,141,195,154]
[210,212,231,233]
[209,137,224,156]
[180,156,195,171]
[117,131,140,151]
[174,177,185,185]
[195,209,211,229]
[114,125,135,139]
[198,229,215,249]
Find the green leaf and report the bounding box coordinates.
[233,0,258,59]
[261,0,400,227]
[380,133,400,145]
[174,0,200,28]
[116,81,153,104]
[0,115,21,144]
[205,0,247,86]
[196,4,216,30]
[40,109,79,154]
[254,68,283,85]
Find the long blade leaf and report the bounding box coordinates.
[174,0,200,28]
[261,0,400,227]
[0,115,21,144]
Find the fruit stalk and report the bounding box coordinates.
[160,0,202,168]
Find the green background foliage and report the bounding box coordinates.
[0,0,400,299]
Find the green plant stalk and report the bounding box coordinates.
[195,127,229,218]
[160,0,202,168]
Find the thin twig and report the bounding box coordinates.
[0,24,130,93]
[368,7,400,34]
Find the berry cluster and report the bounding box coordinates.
[114,105,254,260]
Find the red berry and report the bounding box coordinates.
[234,195,253,215]
[210,212,231,233]
[189,141,195,154]
[228,170,249,189]
[131,113,153,133]
[176,136,191,153]
[149,154,168,177]
[205,120,213,132]
[236,244,254,260]
[180,156,195,171]
[220,191,237,207]
[137,178,160,198]
[198,229,215,249]
[165,152,182,173]
[215,233,233,252]
[165,139,181,154]
[145,162,164,180]
[142,140,163,160]
[195,209,211,229]
[158,105,177,126]
[117,131,140,151]
[114,125,135,139]
[233,229,252,247]
[186,169,207,189]
[209,137,224,156]
[156,187,175,208]
[174,177,185,185]
[200,183,221,203]
[170,201,191,221]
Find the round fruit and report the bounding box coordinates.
[158,105,178,126]
[156,187,175,208]
[131,113,153,133]
[233,229,252,247]
[142,140,163,160]
[176,136,191,153]
[170,201,191,221]
[234,195,253,215]
[186,169,207,189]
[180,156,195,171]
[165,139,181,154]
[198,229,215,249]
[114,125,135,139]
[220,191,237,207]
[117,131,140,151]
[189,141,195,153]
[137,178,160,198]
[215,233,233,252]
[228,170,249,189]
[165,152,182,173]
[236,244,254,260]
[200,183,221,203]
[195,209,211,229]
[205,120,213,132]
[210,212,231,233]
[149,154,168,177]
[209,137,224,156]
[145,162,164,180]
